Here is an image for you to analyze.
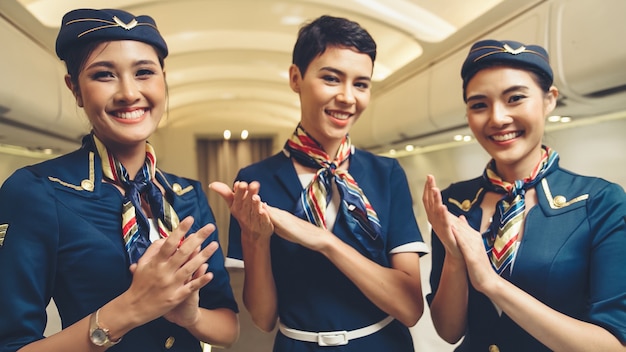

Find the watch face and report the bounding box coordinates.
[91,328,108,346]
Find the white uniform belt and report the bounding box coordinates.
[278,316,394,346]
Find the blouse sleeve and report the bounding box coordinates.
[385,159,429,255]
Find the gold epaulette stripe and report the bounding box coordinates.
[47,152,96,192]
[48,177,84,191]
[541,178,588,209]
[156,170,194,196]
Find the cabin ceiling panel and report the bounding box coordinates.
[5,0,553,155]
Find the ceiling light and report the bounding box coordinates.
[389,149,396,155]
[241,130,249,140]
[453,134,472,142]
[405,145,414,152]
[223,130,231,140]
[280,15,306,26]
[548,115,573,123]
[548,115,561,122]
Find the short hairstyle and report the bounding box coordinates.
[292,15,377,76]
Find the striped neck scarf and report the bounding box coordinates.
[285,124,383,258]
[92,134,179,263]
[482,146,559,276]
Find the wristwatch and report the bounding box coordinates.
[89,309,122,347]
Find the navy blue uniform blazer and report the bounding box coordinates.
[0,137,237,352]
[227,150,427,351]
[428,166,626,352]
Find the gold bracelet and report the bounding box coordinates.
[88,308,122,347]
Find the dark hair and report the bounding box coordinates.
[462,61,553,102]
[63,41,166,89]
[292,15,376,76]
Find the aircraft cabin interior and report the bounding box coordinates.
[1,0,625,351]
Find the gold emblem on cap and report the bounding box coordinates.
[470,44,548,63]
[503,43,526,55]
[0,223,8,247]
[68,17,159,39]
[113,16,138,30]
[172,183,183,195]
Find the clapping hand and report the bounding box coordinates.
[210,181,274,241]
[127,216,218,326]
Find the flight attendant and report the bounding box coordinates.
[0,8,238,351]
[211,15,428,351]
[423,39,626,351]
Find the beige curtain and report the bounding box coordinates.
[196,138,273,252]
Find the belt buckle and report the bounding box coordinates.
[317,330,348,346]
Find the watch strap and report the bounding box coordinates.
[89,309,122,347]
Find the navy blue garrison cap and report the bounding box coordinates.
[55,8,168,61]
[461,39,553,86]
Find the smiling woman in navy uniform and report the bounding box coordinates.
[0,8,238,352]
[423,39,626,351]
[211,15,429,351]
